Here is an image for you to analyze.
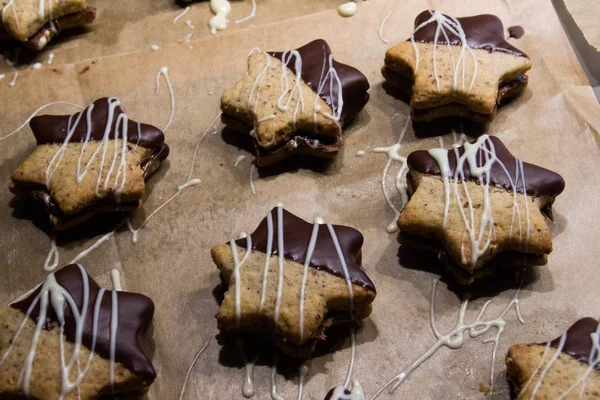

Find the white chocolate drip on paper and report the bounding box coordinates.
[378,5,396,44]
[328,380,365,400]
[9,71,18,87]
[427,134,532,268]
[0,74,4,80]
[410,10,479,93]
[269,355,309,400]
[356,150,365,157]
[44,235,59,271]
[47,52,54,64]
[179,338,211,400]
[234,154,248,166]
[208,0,231,35]
[151,44,159,51]
[237,338,258,398]
[338,1,358,18]
[156,66,175,132]
[372,117,410,233]
[173,6,190,24]
[185,19,195,29]
[249,159,257,194]
[33,62,42,69]
[235,0,256,24]
[371,278,524,399]
[0,264,121,398]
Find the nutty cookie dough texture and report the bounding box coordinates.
[212,205,376,358]
[0,264,156,399]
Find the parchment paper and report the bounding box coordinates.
[1,0,600,399]
[562,0,600,50]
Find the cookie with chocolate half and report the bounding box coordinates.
[506,318,600,399]
[221,39,370,167]
[397,135,564,284]
[383,10,532,122]
[9,97,169,230]
[211,206,376,358]
[0,264,156,398]
[1,0,96,50]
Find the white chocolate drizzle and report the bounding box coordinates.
[9,71,18,87]
[372,117,410,233]
[237,338,258,398]
[410,10,479,93]
[110,268,122,291]
[208,0,231,35]
[234,154,248,166]
[185,19,195,29]
[427,134,532,268]
[156,66,175,132]
[33,62,42,69]
[43,235,59,271]
[0,74,4,80]
[247,45,344,141]
[151,44,159,51]
[235,0,256,24]
[249,158,257,195]
[47,52,54,64]
[173,6,190,24]
[371,278,524,399]
[0,264,121,398]
[338,1,358,18]
[179,338,211,400]
[378,5,396,44]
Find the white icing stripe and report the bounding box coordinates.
[299,219,320,341]
[44,235,59,271]
[270,353,283,400]
[297,364,309,400]
[235,0,256,23]
[259,210,274,312]
[378,5,395,44]
[173,6,190,23]
[371,279,524,399]
[516,342,551,399]
[109,290,119,390]
[273,205,285,326]
[0,264,119,397]
[373,117,410,233]
[156,66,175,132]
[179,338,211,400]
[249,159,257,194]
[185,19,195,29]
[410,10,478,93]
[555,326,600,399]
[110,269,122,291]
[326,224,354,311]
[231,233,252,326]
[9,71,18,87]
[236,338,257,398]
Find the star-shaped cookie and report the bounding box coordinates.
[9,97,169,230]
[383,10,532,122]
[0,264,156,399]
[1,0,96,50]
[397,135,565,284]
[506,317,600,399]
[211,206,376,358]
[221,39,370,166]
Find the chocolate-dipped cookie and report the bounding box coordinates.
[221,39,370,166]
[1,0,96,50]
[397,134,565,284]
[506,318,600,399]
[9,97,169,230]
[0,264,156,398]
[382,10,532,122]
[211,205,376,358]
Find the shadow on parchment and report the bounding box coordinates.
[395,245,554,301]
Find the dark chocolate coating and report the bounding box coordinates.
[236,207,376,292]
[411,10,529,58]
[11,264,156,381]
[270,39,370,125]
[549,317,600,370]
[406,136,565,198]
[508,25,525,39]
[30,97,167,152]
